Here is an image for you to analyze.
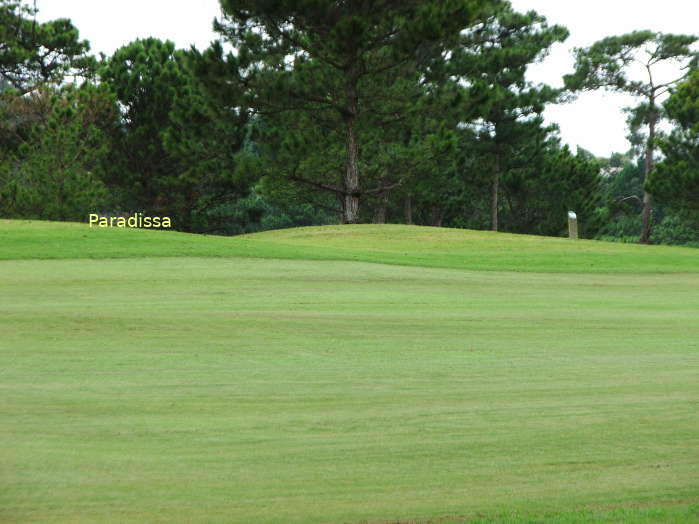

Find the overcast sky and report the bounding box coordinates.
[36,0,699,158]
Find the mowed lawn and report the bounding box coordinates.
[1,221,698,523]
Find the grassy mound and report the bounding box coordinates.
[2,219,698,273]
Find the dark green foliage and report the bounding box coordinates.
[191,190,336,236]
[241,108,346,217]
[0,0,94,94]
[100,38,191,222]
[652,214,699,247]
[0,83,53,155]
[3,0,697,245]
[397,119,603,239]
[501,141,603,237]
[648,69,699,226]
[564,31,698,93]
[448,4,569,231]
[100,38,251,231]
[195,0,499,223]
[594,156,647,242]
[599,155,644,206]
[0,84,117,220]
[593,152,699,247]
[0,2,107,221]
[564,30,699,243]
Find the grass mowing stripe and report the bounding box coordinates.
[2,256,698,523]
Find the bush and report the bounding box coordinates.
[652,214,699,247]
[191,191,337,236]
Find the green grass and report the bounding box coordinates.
[1,220,698,523]
[2,219,698,273]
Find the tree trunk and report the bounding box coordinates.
[342,77,360,224]
[404,194,413,225]
[640,98,656,244]
[640,191,652,243]
[430,206,444,227]
[491,145,501,232]
[373,189,389,224]
[180,189,197,232]
[337,193,346,223]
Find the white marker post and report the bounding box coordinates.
[568,211,578,240]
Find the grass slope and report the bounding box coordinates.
[1,220,698,523]
[1,219,698,273]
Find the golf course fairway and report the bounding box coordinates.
[1,220,698,523]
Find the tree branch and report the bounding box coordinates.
[363,181,402,195]
[289,173,344,195]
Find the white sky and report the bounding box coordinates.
[36,0,699,158]
[509,0,698,156]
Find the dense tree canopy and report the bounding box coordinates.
[99,38,251,231]
[450,5,568,230]
[0,84,117,220]
[194,0,502,223]
[1,0,697,247]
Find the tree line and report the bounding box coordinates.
[1,0,697,245]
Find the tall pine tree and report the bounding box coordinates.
[564,31,698,243]
[193,0,499,223]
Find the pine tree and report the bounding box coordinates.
[564,31,698,244]
[449,5,568,231]
[0,0,93,94]
[647,69,699,226]
[193,0,499,223]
